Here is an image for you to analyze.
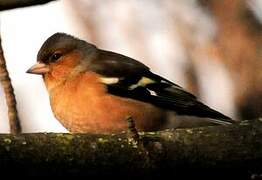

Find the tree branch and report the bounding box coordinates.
[0,119,261,177]
[0,37,21,134]
[0,0,57,11]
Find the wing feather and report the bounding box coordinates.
[89,49,233,123]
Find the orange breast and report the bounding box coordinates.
[47,72,166,133]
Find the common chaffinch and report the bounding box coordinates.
[26,33,233,133]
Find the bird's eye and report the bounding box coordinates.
[50,52,62,62]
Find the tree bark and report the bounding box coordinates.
[0,119,261,177]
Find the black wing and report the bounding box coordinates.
[90,49,233,124]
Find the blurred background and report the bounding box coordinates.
[0,0,261,133]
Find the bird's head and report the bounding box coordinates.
[26,33,97,89]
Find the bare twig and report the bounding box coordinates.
[126,116,140,142]
[0,0,57,11]
[0,37,21,134]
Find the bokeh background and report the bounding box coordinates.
[0,0,261,133]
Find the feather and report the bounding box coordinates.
[90,48,234,124]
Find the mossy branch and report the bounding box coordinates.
[0,119,261,177]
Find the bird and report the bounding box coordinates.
[26,32,234,134]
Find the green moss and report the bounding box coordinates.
[158,131,174,141]
[98,137,109,144]
[147,132,156,135]
[128,139,138,148]
[64,134,74,141]
[186,129,193,134]
[4,138,12,144]
[54,134,74,145]
[0,119,259,174]
[240,120,250,126]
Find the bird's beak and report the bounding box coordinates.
[26,62,50,75]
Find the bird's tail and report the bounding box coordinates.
[186,101,235,125]
[150,94,235,125]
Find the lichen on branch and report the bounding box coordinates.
[0,119,261,177]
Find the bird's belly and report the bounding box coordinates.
[50,89,165,133]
